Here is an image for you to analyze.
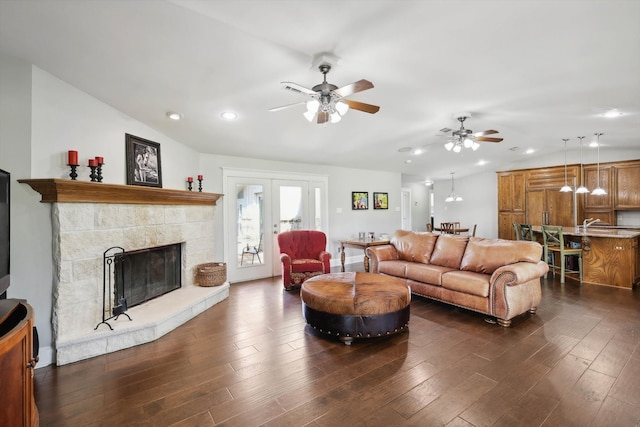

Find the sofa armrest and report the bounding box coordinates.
[490,260,549,286]
[366,245,399,273]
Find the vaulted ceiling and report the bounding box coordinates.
[1,0,639,182]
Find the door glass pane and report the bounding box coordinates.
[236,184,263,267]
[280,186,302,232]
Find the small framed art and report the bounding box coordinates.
[125,133,162,188]
[352,192,369,210]
[374,192,388,209]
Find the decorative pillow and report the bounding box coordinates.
[460,237,543,274]
[429,234,469,269]
[390,230,438,264]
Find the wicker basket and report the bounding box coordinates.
[195,262,227,287]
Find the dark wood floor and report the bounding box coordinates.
[34,266,640,427]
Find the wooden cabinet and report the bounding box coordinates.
[614,162,640,209]
[583,164,612,210]
[497,172,525,239]
[582,236,639,289]
[0,300,38,427]
[526,188,575,226]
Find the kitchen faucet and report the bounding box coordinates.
[583,218,601,228]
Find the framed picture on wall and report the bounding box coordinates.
[373,192,388,210]
[352,192,369,210]
[125,133,163,188]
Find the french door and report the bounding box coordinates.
[223,170,328,283]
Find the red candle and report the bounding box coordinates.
[68,150,78,165]
[187,176,193,182]
[95,156,104,164]
[88,159,97,167]
[197,175,203,180]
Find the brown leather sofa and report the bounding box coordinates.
[366,230,549,327]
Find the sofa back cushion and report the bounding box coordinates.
[460,237,543,274]
[390,230,438,264]
[429,234,470,269]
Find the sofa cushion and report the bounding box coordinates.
[429,234,470,269]
[406,263,455,286]
[390,230,438,264]
[441,270,490,297]
[378,260,409,278]
[460,237,543,274]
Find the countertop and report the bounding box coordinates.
[532,226,640,239]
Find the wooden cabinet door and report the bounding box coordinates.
[614,164,640,209]
[548,190,574,226]
[498,212,525,240]
[584,165,612,209]
[527,189,574,226]
[498,172,525,212]
[526,189,545,225]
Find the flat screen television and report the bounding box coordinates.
[0,169,9,298]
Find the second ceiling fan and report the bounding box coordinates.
[269,64,380,124]
[440,114,503,152]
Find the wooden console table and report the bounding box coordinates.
[340,239,390,272]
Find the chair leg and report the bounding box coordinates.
[256,253,261,263]
[560,253,566,284]
[579,255,583,283]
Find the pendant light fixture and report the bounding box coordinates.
[445,172,463,202]
[591,133,607,196]
[559,138,573,192]
[575,136,589,194]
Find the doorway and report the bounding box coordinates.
[223,169,328,283]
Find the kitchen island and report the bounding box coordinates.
[532,226,640,289]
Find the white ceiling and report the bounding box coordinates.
[1,0,639,183]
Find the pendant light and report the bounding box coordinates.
[591,133,607,196]
[559,138,573,192]
[575,136,589,193]
[445,172,463,202]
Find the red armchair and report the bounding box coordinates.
[278,230,331,290]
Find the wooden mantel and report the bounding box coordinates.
[18,179,222,206]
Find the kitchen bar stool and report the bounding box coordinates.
[541,225,582,284]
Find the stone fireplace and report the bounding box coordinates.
[19,179,227,365]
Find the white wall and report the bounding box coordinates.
[199,154,403,262]
[433,172,497,238]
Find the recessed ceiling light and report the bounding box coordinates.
[413,148,423,155]
[220,111,238,120]
[602,108,623,118]
[166,112,182,120]
[525,148,535,154]
[405,159,412,164]
[477,159,487,166]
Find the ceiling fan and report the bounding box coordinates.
[440,114,503,152]
[269,64,380,124]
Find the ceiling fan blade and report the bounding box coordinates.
[333,79,374,97]
[268,101,307,112]
[317,111,329,124]
[343,99,380,114]
[474,129,499,137]
[281,82,317,96]
[475,136,503,143]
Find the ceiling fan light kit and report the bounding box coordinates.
[270,62,379,125]
[442,115,502,153]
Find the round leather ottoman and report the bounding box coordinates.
[300,272,411,345]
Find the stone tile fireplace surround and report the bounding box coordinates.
[19,179,227,365]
